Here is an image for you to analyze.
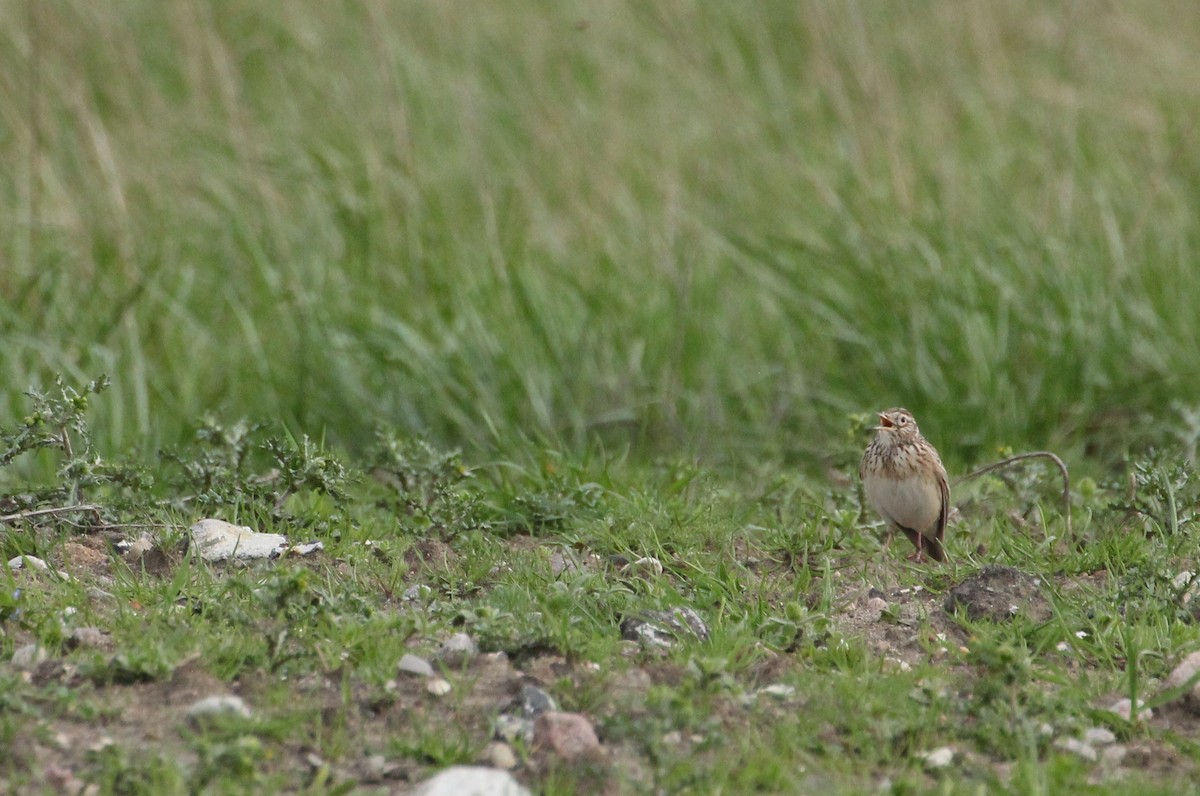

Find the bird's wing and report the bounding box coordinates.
[934,471,949,543]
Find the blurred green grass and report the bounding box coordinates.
[2,2,1198,467]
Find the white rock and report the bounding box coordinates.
[1055,737,1097,761]
[283,541,324,557]
[186,695,252,722]
[426,678,453,696]
[413,765,530,796]
[621,556,664,578]
[1083,727,1117,746]
[11,644,47,670]
[7,555,49,571]
[483,741,518,770]
[921,746,955,769]
[758,684,796,700]
[398,654,435,678]
[1174,571,1197,602]
[402,584,432,601]
[436,633,478,666]
[1101,745,1127,765]
[1108,697,1152,722]
[189,519,287,562]
[1163,651,1200,714]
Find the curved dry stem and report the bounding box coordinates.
[953,451,1072,541]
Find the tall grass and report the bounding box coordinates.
[2,2,1198,468]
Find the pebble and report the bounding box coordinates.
[758,683,796,700]
[1101,745,1127,766]
[533,711,603,761]
[620,556,664,578]
[426,678,453,696]
[483,741,518,770]
[1054,737,1097,762]
[865,596,889,618]
[66,627,113,651]
[435,633,478,667]
[1083,727,1117,746]
[402,584,432,602]
[494,714,533,744]
[413,766,530,796]
[921,747,955,769]
[283,541,324,557]
[550,551,578,577]
[11,644,47,671]
[185,695,252,724]
[124,535,157,559]
[1108,697,1152,722]
[398,654,435,678]
[519,684,557,716]
[1163,651,1200,714]
[8,555,50,571]
[620,607,710,651]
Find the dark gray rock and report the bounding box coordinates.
[621,607,710,650]
[943,565,1051,622]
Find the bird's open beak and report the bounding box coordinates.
[877,413,893,429]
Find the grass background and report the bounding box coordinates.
[4,2,1198,469]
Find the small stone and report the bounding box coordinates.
[921,747,955,769]
[362,753,401,782]
[1163,651,1200,714]
[550,551,577,577]
[87,736,115,753]
[1083,727,1117,746]
[87,587,116,602]
[1101,745,1127,766]
[66,627,113,651]
[7,555,49,571]
[185,695,252,724]
[435,633,478,667]
[483,741,518,770]
[125,535,156,559]
[758,684,796,700]
[398,654,435,678]
[620,607,709,651]
[519,684,557,717]
[426,677,452,696]
[1174,571,1197,602]
[283,541,324,557]
[11,644,47,671]
[413,766,530,796]
[533,711,602,761]
[401,584,432,602]
[1054,737,1097,761]
[494,714,534,744]
[620,556,664,578]
[1107,697,1152,722]
[865,596,888,617]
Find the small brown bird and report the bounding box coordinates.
[859,408,950,562]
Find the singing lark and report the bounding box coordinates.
[860,408,950,562]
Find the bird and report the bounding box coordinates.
[859,408,950,562]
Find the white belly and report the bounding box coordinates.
[866,476,941,534]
